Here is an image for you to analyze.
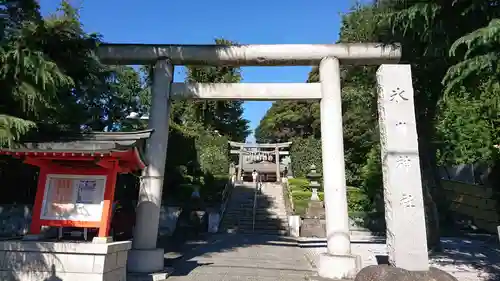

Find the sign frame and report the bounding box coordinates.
[40,174,107,222]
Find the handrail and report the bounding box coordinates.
[218,174,235,226]
[281,178,295,216]
[252,177,260,232]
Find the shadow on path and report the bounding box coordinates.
[160,233,315,280]
[157,181,314,280]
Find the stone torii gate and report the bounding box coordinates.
[97,43,429,280]
[229,141,291,182]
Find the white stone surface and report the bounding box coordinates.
[0,240,131,254]
[317,253,360,279]
[170,82,321,100]
[319,57,352,256]
[92,236,113,244]
[0,240,130,281]
[288,215,301,237]
[310,188,320,201]
[376,64,429,271]
[97,43,401,66]
[127,268,173,281]
[129,59,173,275]
[133,59,174,250]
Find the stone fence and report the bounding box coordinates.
[442,180,498,233]
[0,204,185,238]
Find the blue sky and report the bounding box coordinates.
[40,0,354,142]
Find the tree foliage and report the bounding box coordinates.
[257,0,500,247]
[0,2,247,207]
[177,38,250,142]
[289,137,322,179]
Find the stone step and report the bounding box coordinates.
[224,213,288,218]
[222,222,288,229]
[224,212,288,218]
[228,229,289,235]
[222,222,288,228]
[235,204,285,209]
[224,216,288,221]
[222,220,288,226]
[224,224,288,230]
[222,228,289,236]
[228,206,286,211]
[223,217,287,222]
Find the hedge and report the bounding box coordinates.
[287,177,370,215]
[287,178,310,192]
[290,136,322,178]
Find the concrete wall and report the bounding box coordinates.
[439,163,490,185]
[0,205,31,237]
[441,180,498,233]
[0,240,130,281]
[0,205,182,238]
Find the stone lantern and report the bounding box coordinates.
[307,164,321,201]
[300,163,326,237]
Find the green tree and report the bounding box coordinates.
[0,0,147,145]
[254,101,320,143]
[181,38,250,142]
[0,0,72,145]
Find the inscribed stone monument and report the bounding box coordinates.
[376,64,429,271]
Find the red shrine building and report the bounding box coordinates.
[0,130,152,240]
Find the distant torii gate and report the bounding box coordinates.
[229,141,291,182]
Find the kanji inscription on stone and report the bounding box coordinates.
[401,193,416,208]
[395,121,408,135]
[396,155,411,169]
[389,87,408,103]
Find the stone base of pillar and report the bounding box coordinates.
[127,248,164,273]
[317,252,361,280]
[127,268,173,281]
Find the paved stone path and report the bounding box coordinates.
[300,236,500,281]
[165,234,315,281]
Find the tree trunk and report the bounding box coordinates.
[419,135,443,252]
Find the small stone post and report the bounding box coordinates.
[307,164,321,201]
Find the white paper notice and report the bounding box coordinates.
[76,179,98,204]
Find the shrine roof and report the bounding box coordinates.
[238,161,286,173]
[0,130,153,171]
[0,130,153,153]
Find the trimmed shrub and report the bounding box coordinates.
[288,177,310,192]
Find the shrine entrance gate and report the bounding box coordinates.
[97,43,429,279]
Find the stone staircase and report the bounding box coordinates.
[221,182,289,235]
